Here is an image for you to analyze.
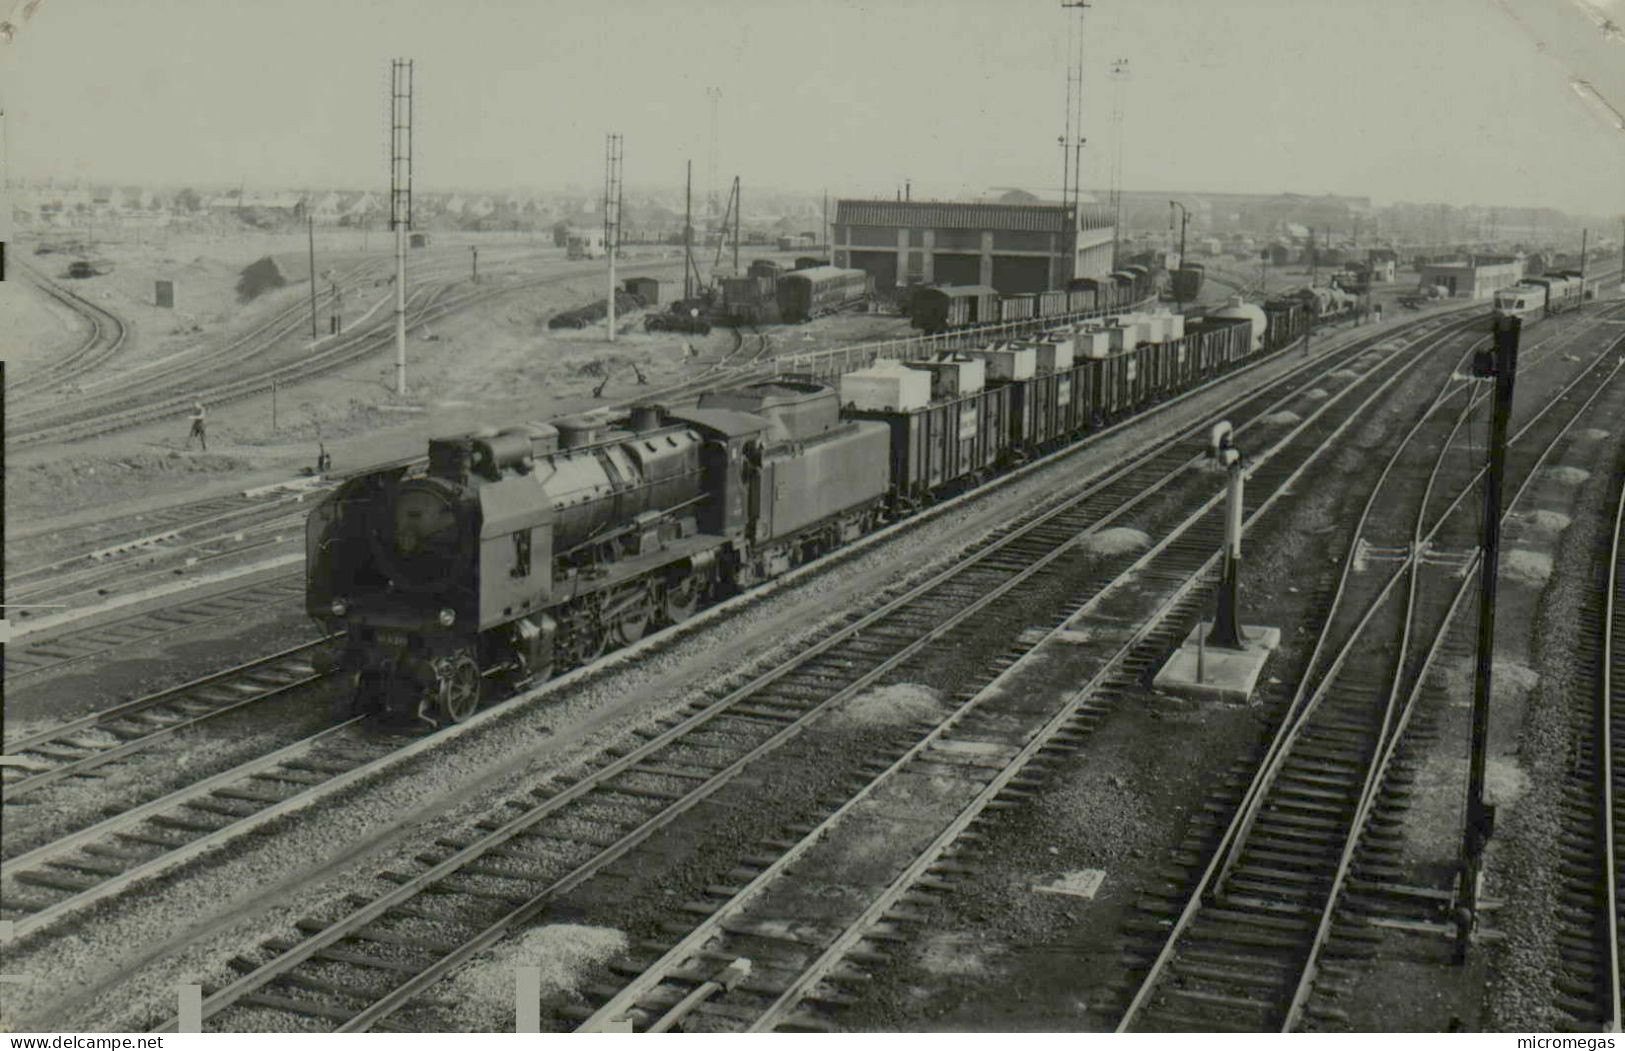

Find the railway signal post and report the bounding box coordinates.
[1152,421,1280,703]
[1455,314,1520,962]
[1207,422,1247,649]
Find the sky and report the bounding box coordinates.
[1,0,1622,214]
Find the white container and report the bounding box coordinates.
[1106,324,1138,353]
[1160,312,1185,340]
[840,364,932,413]
[1019,337,1074,372]
[965,345,1037,381]
[906,357,986,399]
[1075,328,1112,359]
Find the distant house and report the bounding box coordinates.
[311,192,344,224]
[342,192,380,225]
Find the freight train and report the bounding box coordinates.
[308,295,1321,725]
[1491,269,1586,323]
[908,266,1159,334]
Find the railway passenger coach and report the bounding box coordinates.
[309,293,1326,727]
[775,266,872,323]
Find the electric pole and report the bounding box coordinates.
[1108,58,1129,271]
[389,58,414,396]
[706,87,721,229]
[684,159,694,300]
[1456,315,1521,962]
[1170,200,1189,307]
[605,133,623,343]
[307,215,318,340]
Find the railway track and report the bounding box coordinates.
[1,638,332,804]
[147,306,1478,1031]
[0,309,1471,959]
[9,259,131,399]
[3,575,307,683]
[0,308,1475,909]
[1545,441,1625,1031]
[1112,324,1625,1032]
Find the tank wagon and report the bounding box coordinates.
[310,297,1317,725]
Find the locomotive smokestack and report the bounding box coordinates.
[630,403,663,432]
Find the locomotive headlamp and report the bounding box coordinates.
[331,598,348,617]
[438,607,457,627]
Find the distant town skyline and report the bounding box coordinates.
[3,0,1622,216]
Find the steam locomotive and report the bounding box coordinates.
[308,298,1321,726]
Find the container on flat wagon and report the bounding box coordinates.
[1106,324,1140,353]
[1017,337,1074,372]
[840,363,932,412]
[1075,327,1112,359]
[905,357,986,399]
[964,344,1037,381]
[1157,311,1185,340]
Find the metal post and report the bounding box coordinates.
[307,216,318,340]
[1455,315,1520,961]
[684,160,693,300]
[605,133,622,343]
[1207,422,1247,650]
[390,57,413,397]
[732,175,741,276]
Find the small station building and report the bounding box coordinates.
[1416,255,1524,300]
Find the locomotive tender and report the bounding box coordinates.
[309,301,1322,726]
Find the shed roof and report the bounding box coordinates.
[836,199,1076,233]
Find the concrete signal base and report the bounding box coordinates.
[1153,622,1282,704]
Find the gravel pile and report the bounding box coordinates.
[1502,549,1554,586]
[441,924,627,1031]
[826,683,943,728]
[1081,527,1150,557]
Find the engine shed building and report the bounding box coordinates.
[831,199,1116,295]
[1417,255,1524,300]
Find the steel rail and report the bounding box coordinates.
[581,306,1478,1033]
[1,637,334,800]
[1604,462,1625,1034]
[1284,349,1625,1030]
[1124,331,1625,1033]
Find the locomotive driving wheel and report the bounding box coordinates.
[660,574,699,624]
[434,653,482,724]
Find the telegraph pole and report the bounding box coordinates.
[684,160,694,300]
[389,58,414,396]
[1169,200,1189,306]
[307,215,318,340]
[605,133,623,343]
[1455,315,1521,962]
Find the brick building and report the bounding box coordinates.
[832,199,1116,294]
